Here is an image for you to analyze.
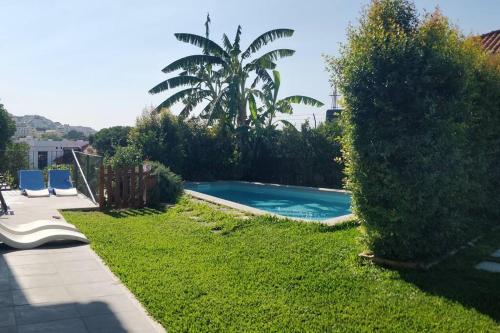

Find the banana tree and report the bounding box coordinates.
[149,21,295,129]
[248,70,324,129]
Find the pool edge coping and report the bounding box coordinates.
[184,185,354,226]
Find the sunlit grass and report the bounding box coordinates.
[63,197,500,332]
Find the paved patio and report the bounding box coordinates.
[0,191,165,333]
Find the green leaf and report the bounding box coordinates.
[280,119,297,129]
[281,95,324,107]
[251,69,273,89]
[174,33,229,58]
[222,34,233,52]
[179,90,212,117]
[233,25,242,54]
[162,55,226,73]
[242,29,295,59]
[154,88,197,112]
[248,94,258,121]
[256,49,295,63]
[149,76,202,94]
[272,70,281,103]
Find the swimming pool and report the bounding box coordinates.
[184,181,352,224]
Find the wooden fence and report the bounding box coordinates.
[98,165,155,209]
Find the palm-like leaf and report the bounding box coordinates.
[248,94,258,121]
[154,88,198,112]
[174,33,229,58]
[179,89,212,117]
[279,119,297,129]
[162,55,226,73]
[251,68,273,89]
[281,95,324,107]
[257,49,295,63]
[272,70,280,103]
[233,25,242,54]
[241,29,294,59]
[149,76,202,94]
[222,34,233,52]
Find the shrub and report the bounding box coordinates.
[130,108,344,188]
[329,0,495,261]
[104,145,142,169]
[146,161,183,206]
[0,102,15,153]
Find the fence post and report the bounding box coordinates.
[114,168,122,209]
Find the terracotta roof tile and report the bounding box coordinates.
[481,30,500,54]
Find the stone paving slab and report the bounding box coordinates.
[475,261,500,273]
[0,191,166,332]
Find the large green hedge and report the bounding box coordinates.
[128,109,344,189]
[330,0,500,260]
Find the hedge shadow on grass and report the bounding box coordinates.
[396,233,500,323]
[102,207,164,219]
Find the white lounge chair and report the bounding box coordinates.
[0,220,79,235]
[0,227,89,250]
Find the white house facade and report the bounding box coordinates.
[16,138,89,169]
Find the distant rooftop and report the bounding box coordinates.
[480,30,500,54]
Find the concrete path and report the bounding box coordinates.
[0,191,165,332]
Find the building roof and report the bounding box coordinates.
[481,30,500,54]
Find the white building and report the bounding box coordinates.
[16,138,89,169]
[14,125,38,139]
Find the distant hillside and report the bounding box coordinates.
[10,114,96,136]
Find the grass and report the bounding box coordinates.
[63,197,500,332]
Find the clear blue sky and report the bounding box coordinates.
[1,0,498,129]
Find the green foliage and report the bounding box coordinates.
[329,0,500,260]
[149,18,310,131]
[39,132,63,141]
[104,145,142,169]
[63,129,87,140]
[89,126,131,156]
[0,142,29,187]
[63,199,500,332]
[146,161,183,206]
[0,102,16,152]
[130,108,344,188]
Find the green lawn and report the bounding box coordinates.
[63,197,500,332]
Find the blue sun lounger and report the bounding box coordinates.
[48,169,78,196]
[18,170,50,197]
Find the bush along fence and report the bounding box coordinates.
[98,165,156,209]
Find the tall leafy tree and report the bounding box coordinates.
[89,126,131,157]
[0,102,16,152]
[149,18,295,129]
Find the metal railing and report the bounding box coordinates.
[72,150,103,204]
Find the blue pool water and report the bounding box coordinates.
[185,182,352,221]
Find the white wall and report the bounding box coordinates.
[16,139,89,169]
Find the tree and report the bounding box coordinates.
[0,142,29,186]
[329,0,488,261]
[0,102,15,152]
[149,16,295,130]
[89,126,131,156]
[64,130,87,140]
